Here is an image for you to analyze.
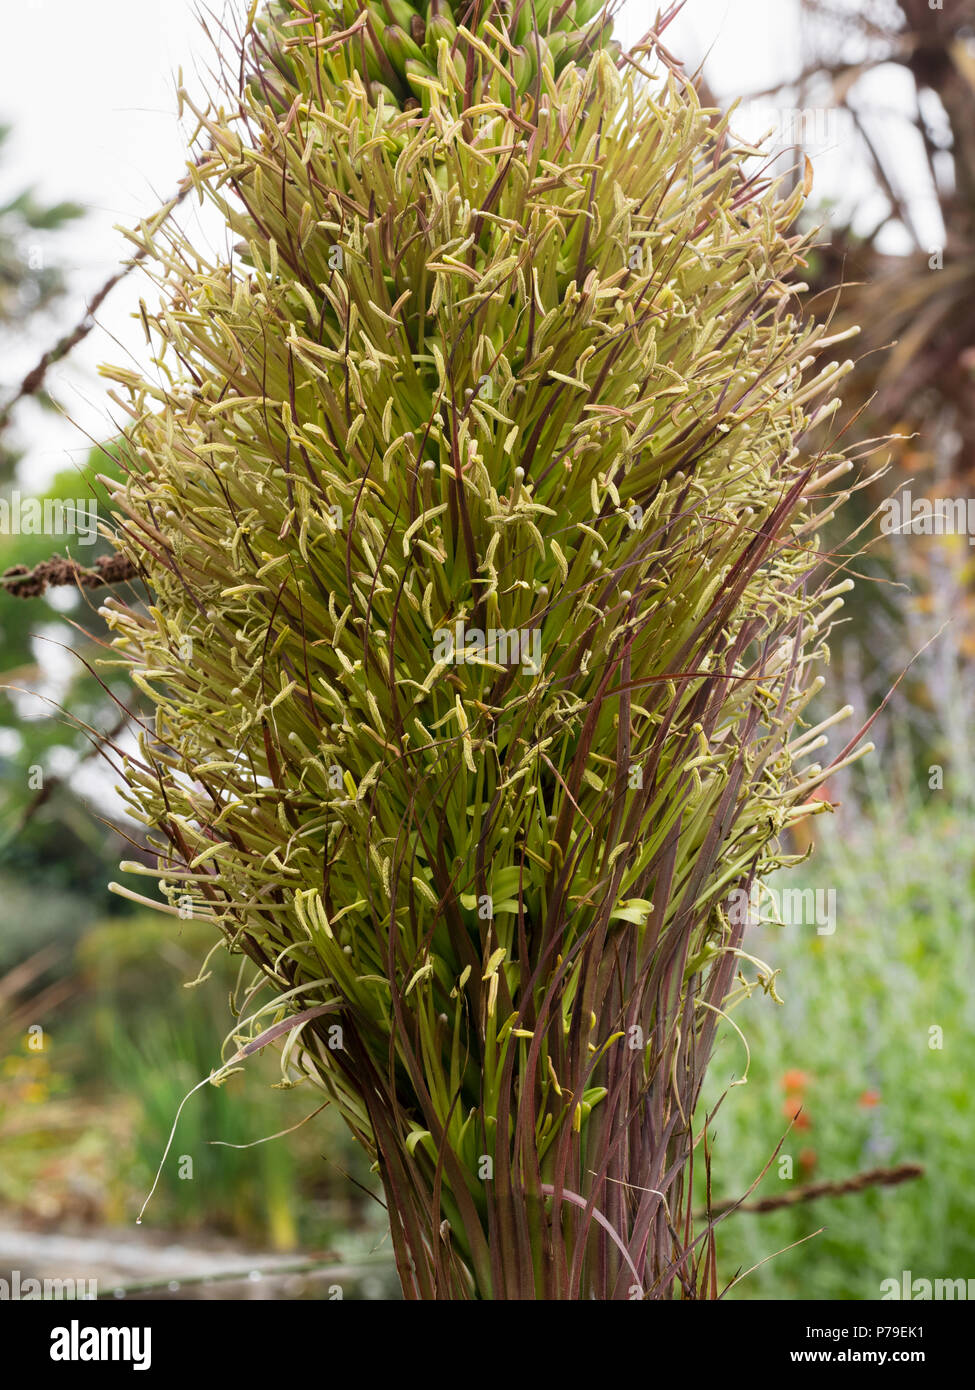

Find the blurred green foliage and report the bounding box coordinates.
[2,911,387,1260]
[0,442,131,893]
[0,121,84,477]
[698,773,975,1299]
[0,123,84,323]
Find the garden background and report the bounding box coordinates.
[1,0,972,1299]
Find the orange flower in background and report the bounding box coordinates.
[799,1148,818,1176]
[858,1089,881,1108]
[781,1069,811,1093]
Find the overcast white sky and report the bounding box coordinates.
[0,1,930,491]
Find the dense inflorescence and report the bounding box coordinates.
[101,3,858,1297]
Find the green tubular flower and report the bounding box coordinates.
[103,6,859,1299]
[256,0,619,108]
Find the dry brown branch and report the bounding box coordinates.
[1,552,139,599]
[703,1162,924,1218]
